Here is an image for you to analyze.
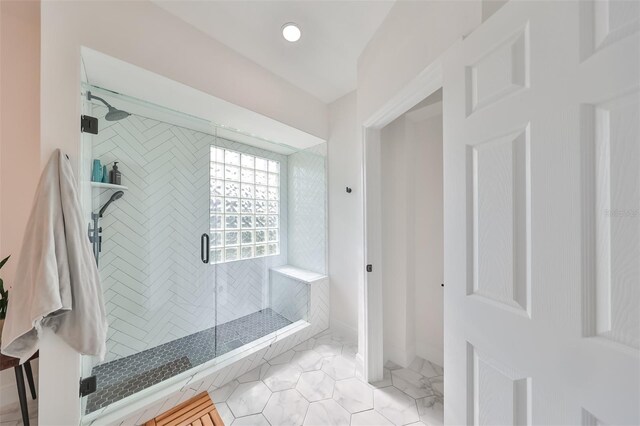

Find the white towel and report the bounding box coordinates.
[1,149,108,363]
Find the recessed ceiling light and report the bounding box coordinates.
[282,23,301,42]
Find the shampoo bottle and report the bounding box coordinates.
[92,159,102,182]
[110,162,122,185]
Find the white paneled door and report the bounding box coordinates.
[443,1,639,425]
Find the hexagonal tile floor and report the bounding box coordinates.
[296,371,335,402]
[203,329,444,426]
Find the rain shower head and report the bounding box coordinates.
[98,190,124,217]
[105,108,131,121]
[87,91,131,121]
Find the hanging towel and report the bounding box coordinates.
[1,149,108,363]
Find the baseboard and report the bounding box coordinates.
[416,347,444,368]
[355,352,365,379]
[384,342,413,368]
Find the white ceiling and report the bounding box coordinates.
[152,0,395,103]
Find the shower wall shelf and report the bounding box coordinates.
[91,182,128,190]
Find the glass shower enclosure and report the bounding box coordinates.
[79,84,327,420]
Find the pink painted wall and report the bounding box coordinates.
[0,0,41,290]
[0,0,41,408]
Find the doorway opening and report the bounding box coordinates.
[377,88,444,424]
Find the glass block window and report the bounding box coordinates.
[210,147,280,263]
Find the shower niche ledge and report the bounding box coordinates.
[270,265,327,283]
[90,182,128,190]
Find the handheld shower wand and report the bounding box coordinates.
[98,191,124,217]
[90,191,125,265]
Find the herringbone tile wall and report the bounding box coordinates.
[287,147,328,274]
[270,270,309,323]
[90,106,288,363]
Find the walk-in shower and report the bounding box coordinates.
[80,84,328,422]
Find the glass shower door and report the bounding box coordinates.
[209,135,261,358]
[209,129,305,360]
[80,84,217,419]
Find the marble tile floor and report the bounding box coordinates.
[210,329,444,426]
[0,329,443,426]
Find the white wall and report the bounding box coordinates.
[410,112,444,367]
[327,92,360,338]
[380,115,414,367]
[39,2,328,423]
[357,1,481,124]
[380,103,444,368]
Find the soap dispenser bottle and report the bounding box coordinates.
[110,162,122,185]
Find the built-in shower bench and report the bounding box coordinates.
[270,265,329,334]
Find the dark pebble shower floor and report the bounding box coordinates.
[86,308,291,414]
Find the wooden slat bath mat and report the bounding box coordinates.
[145,392,224,426]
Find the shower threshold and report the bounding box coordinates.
[86,308,292,414]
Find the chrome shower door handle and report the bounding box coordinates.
[201,233,210,264]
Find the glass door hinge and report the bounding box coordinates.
[79,375,97,397]
[81,115,99,134]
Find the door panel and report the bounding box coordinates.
[443,1,639,424]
